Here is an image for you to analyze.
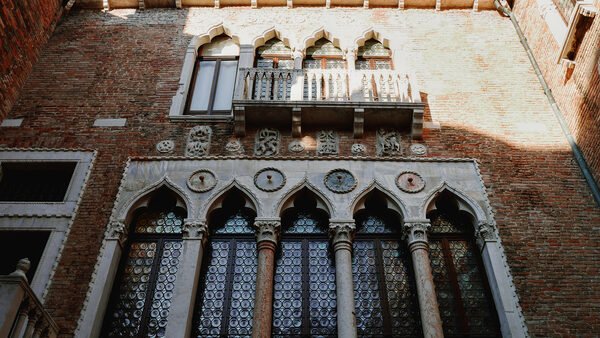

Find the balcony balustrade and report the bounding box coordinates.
[0,259,58,338]
[233,67,424,138]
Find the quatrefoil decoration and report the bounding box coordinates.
[324,169,357,194]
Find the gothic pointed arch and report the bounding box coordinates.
[301,27,341,53]
[276,180,333,217]
[204,180,259,220]
[191,23,240,50]
[422,182,487,225]
[354,28,391,51]
[252,27,293,50]
[351,181,407,218]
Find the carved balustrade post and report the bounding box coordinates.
[251,219,281,338]
[329,221,358,338]
[9,298,30,338]
[403,221,443,338]
[23,310,40,338]
[164,220,209,338]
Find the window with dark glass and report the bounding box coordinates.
[427,192,501,337]
[272,189,336,337]
[254,38,294,100]
[303,38,345,100]
[102,188,185,338]
[187,35,239,115]
[0,231,50,281]
[352,191,421,337]
[0,162,76,202]
[193,190,257,337]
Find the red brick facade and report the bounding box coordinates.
[1,5,599,337]
[0,0,63,120]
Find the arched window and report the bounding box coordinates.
[187,34,239,115]
[353,191,421,337]
[303,38,345,100]
[192,190,257,337]
[254,38,293,100]
[102,187,186,337]
[273,189,336,336]
[427,192,501,337]
[356,39,393,70]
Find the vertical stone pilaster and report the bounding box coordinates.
[330,221,358,338]
[165,220,209,338]
[403,221,443,338]
[252,219,281,338]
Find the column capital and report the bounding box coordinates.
[106,220,128,246]
[475,221,498,249]
[402,221,431,247]
[254,219,281,245]
[183,219,209,242]
[292,49,305,60]
[345,48,357,59]
[329,221,356,250]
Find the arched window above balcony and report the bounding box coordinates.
[356,39,392,70]
[187,34,239,115]
[304,38,344,70]
[256,38,293,69]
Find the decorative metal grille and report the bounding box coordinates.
[273,210,337,337]
[353,215,421,337]
[429,212,501,337]
[193,209,257,337]
[103,210,184,337]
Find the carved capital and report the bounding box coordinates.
[183,219,209,242]
[292,49,305,60]
[106,221,128,245]
[403,222,430,246]
[329,222,355,250]
[254,220,281,245]
[475,221,498,249]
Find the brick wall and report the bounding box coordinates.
[0,0,63,120]
[512,0,600,186]
[1,8,599,336]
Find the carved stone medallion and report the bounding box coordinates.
[255,128,280,156]
[288,140,305,153]
[351,143,367,156]
[396,171,425,193]
[376,129,402,156]
[317,130,338,155]
[156,140,175,153]
[187,169,218,192]
[254,167,286,192]
[324,169,357,193]
[225,139,244,154]
[186,126,212,157]
[410,143,427,156]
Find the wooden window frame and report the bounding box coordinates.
[186,56,239,115]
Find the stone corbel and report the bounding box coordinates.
[402,221,431,247]
[183,219,209,243]
[105,221,128,247]
[475,221,498,249]
[254,219,281,245]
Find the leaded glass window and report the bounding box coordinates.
[353,210,421,337]
[303,38,345,100]
[102,192,185,338]
[356,39,393,101]
[428,206,501,337]
[193,193,257,337]
[254,38,293,100]
[273,194,336,337]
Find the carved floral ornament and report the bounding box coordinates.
[317,130,339,156]
[376,128,402,156]
[186,126,212,157]
[255,128,280,156]
[329,222,356,246]
[106,221,127,243]
[476,221,498,242]
[402,222,430,245]
[183,220,209,240]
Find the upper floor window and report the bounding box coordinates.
[427,192,501,337]
[187,35,239,115]
[193,190,257,337]
[356,39,393,70]
[303,38,345,70]
[102,188,185,338]
[256,38,293,69]
[254,38,294,100]
[273,189,336,336]
[353,191,421,337]
[0,162,76,202]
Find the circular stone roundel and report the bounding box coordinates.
[324,169,357,193]
[187,169,218,192]
[396,171,425,193]
[254,168,286,192]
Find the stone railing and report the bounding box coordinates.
[235,68,419,103]
[0,259,59,338]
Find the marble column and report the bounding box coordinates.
[329,221,358,338]
[251,219,281,338]
[164,220,209,337]
[403,222,443,338]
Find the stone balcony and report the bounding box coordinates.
[0,259,59,338]
[232,68,425,138]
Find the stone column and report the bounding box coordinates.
[251,219,281,338]
[403,222,443,338]
[164,220,209,338]
[291,49,305,100]
[345,49,363,101]
[329,221,358,338]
